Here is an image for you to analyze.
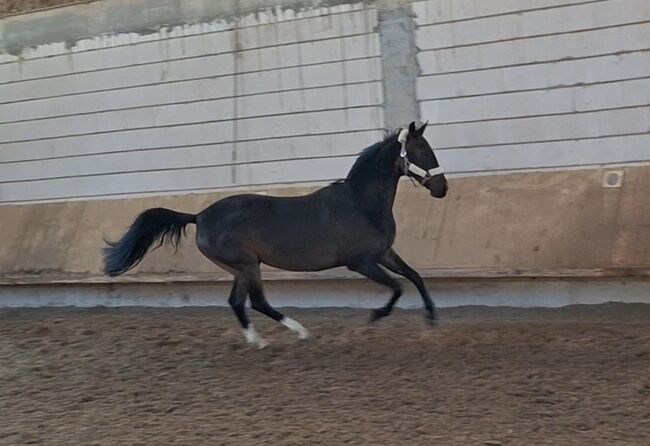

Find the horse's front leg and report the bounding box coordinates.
[378,248,438,324]
[347,259,402,323]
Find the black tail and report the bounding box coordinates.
[103,207,196,277]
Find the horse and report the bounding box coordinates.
[103,121,448,348]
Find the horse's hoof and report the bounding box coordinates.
[369,308,389,323]
[243,325,269,348]
[425,312,439,326]
[281,317,309,340]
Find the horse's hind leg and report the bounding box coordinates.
[240,264,309,340]
[228,278,248,327]
[227,278,268,349]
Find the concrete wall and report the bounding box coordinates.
[3,0,647,205]
[414,0,650,173]
[0,1,384,203]
[1,0,649,306]
[2,165,650,286]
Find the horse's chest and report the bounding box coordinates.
[359,214,396,250]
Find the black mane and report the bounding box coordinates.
[347,132,399,180]
[329,132,399,185]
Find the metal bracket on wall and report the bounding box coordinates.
[602,170,624,188]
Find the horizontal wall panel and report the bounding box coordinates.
[236,57,382,93]
[0,57,382,123]
[0,82,383,142]
[0,156,354,203]
[420,78,650,124]
[416,0,648,51]
[0,36,379,105]
[0,98,235,143]
[302,57,382,87]
[0,107,382,164]
[236,8,376,50]
[0,76,235,123]
[0,34,378,92]
[426,107,650,149]
[0,121,235,163]
[0,144,232,183]
[0,130,383,183]
[237,67,301,96]
[237,82,382,118]
[0,53,237,104]
[417,51,650,100]
[230,130,384,164]
[0,55,380,110]
[418,22,650,75]
[0,9,377,85]
[234,106,383,141]
[437,133,650,172]
[0,30,235,82]
[412,0,600,26]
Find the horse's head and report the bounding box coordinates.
[399,121,448,199]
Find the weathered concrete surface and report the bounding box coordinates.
[1,165,649,286]
[1,278,649,308]
[0,0,368,54]
[376,0,420,128]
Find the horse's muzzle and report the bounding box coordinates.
[427,178,448,198]
[430,188,447,199]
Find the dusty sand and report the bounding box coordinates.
[1,303,649,445]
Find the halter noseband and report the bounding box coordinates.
[397,129,444,185]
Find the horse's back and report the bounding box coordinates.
[194,187,391,271]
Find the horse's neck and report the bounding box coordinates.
[349,144,401,220]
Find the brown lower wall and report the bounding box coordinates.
[1,165,649,285]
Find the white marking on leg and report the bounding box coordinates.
[243,324,268,349]
[281,317,309,340]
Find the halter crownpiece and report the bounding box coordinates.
[397,128,445,183]
[398,128,409,145]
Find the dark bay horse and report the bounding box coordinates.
[104,122,448,348]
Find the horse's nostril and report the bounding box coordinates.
[442,184,449,193]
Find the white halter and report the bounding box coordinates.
[398,128,445,182]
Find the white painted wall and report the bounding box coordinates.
[413,0,650,174]
[1,0,649,204]
[0,4,384,203]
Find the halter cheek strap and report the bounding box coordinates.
[398,129,445,183]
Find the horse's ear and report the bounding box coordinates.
[408,121,417,135]
[417,121,429,135]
